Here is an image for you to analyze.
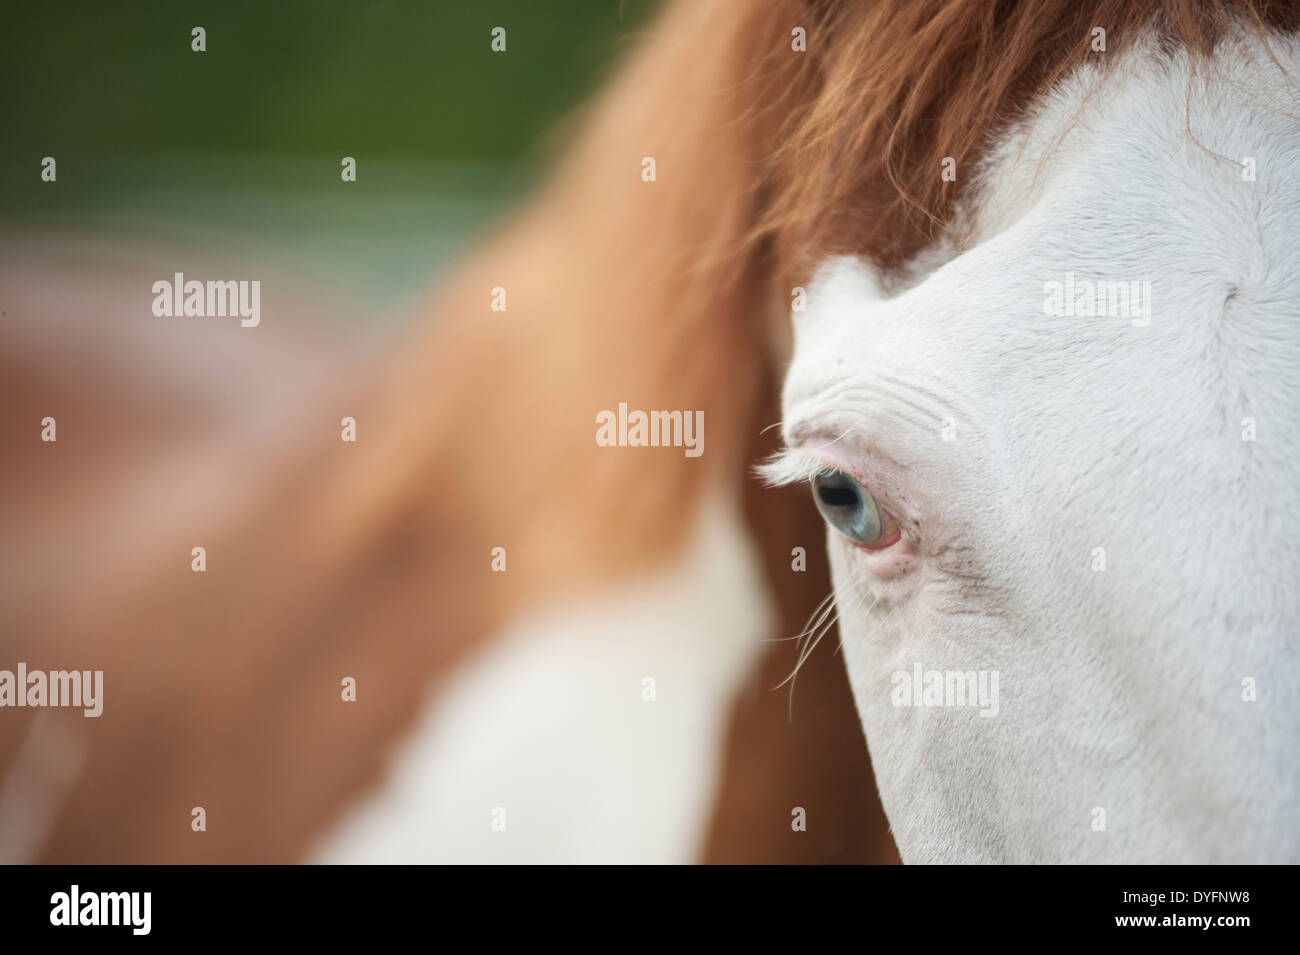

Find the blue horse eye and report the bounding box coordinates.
[812,470,883,545]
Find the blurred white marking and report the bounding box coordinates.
[312,493,772,863]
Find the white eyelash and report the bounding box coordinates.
[755,448,834,488]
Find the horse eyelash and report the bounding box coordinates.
[755,448,834,488]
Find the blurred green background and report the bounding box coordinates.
[0,0,656,305]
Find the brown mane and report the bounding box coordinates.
[728,0,1300,280]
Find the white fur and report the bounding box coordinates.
[311,494,771,863]
[778,35,1300,862]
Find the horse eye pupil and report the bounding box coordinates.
[817,483,859,509]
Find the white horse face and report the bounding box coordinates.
[774,38,1300,862]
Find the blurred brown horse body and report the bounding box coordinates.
[0,0,899,863]
[0,238,890,863]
